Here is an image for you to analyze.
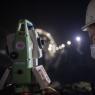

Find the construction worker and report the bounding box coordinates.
[82,0,95,59]
[82,0,95,94]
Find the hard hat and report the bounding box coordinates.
[82,0,95,31]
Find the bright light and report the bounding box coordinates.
[67,41,71,45]
[48,44,52,51]
[46,33,51,37]
[59,44,65,49]
[61,44,65,48]
[76,36,81,42]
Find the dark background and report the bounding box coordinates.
[0,0,90,44]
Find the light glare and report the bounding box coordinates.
[76,36,81,42]
[67,41,71,45]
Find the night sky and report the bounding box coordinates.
[0,0,90,45]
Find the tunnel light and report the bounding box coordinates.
[76,36,81,42]
[61,44,65,48]
[67,41,71,45]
